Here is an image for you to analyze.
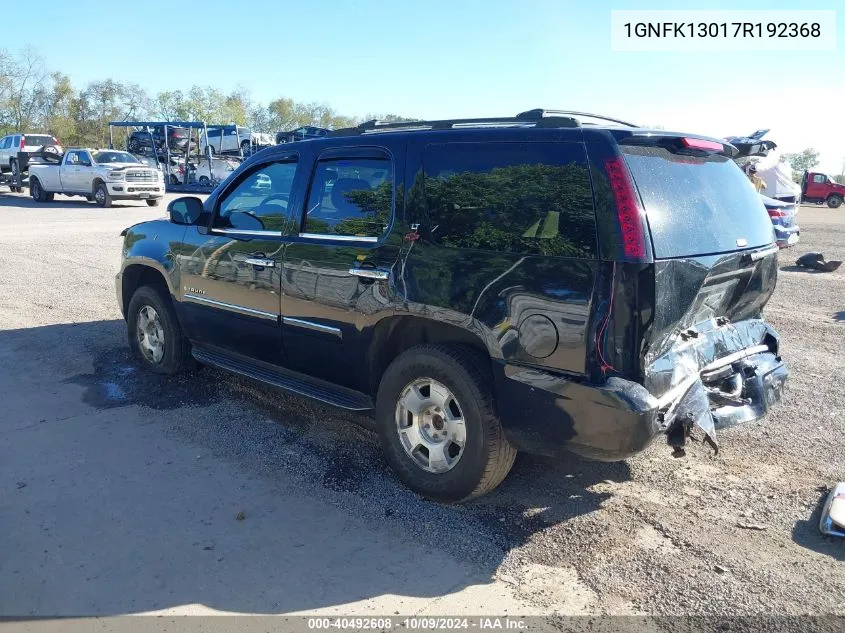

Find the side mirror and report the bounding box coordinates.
[168,196,204,225]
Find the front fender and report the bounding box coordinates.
[117,220,187,311]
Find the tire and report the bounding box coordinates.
[240,141,250,156]
[146,198,160,207]
[93,182,112,208]
[127,284,191,375]
[169,174,179,185]
[827,195,843,209]
[198,176,211,186]
[10,160,21,190]
[30,178,47,202]
[375,344,516,503]
[45,192,54,202]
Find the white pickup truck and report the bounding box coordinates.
[28,149,165,207]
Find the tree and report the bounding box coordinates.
[783,148,820,183]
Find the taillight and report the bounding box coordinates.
[20,136,25,149]
[767,208,786,218]
[681,137,724,152]
[605,157,647,260]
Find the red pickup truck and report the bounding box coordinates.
[802,171,845,208]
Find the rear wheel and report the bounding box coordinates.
[828,195,843,209]
[240,141,250,156]
[94,182,112,208]
[127,284,191,375]
[375,344,516,503]
[198,176,211,186]
[30,178,47,202]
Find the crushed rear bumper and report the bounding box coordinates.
[494,324,787,460]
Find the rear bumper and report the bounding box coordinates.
[774,224,800,248]
[493,363,661,460]
[493,350,788,460]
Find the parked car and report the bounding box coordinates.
[801,171,845,208]
[200,125,272,156]
[117,109,787,502]
[275,125,329,144]
[761,195,800,248]
[128,125,192,154]
[728,129,800,248]
[0,133,63,180]
[195,158,238,186]
[30,149,164,207]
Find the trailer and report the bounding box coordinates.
[0,151,60,194]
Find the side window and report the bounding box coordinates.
[813,174,825,183]
[302,153,393,239]
[422,142,597,258]
[77,151,91,166]
[0,137,9,150]
[12,135,20,147]
[66,151,78,165]
[214,160,298,232]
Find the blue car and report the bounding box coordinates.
[761,195,800,249]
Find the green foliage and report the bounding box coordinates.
[782,148,820,183]
[0,45,414,147]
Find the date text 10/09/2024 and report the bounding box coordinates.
[623,22,822,38]
[307,617,527,630]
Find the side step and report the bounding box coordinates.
[192,346,374,412]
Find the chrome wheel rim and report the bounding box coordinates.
[395,378,466,473]
[95,187,105,205]
[136,305,165,364]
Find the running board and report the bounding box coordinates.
[192,346,374,412]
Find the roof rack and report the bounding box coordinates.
[329,113,581,137]
[328,109,638,137]
[516,109,639,128]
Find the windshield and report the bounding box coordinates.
[93,151,140,164]
[622,145,774,258]
[23,135,57,147]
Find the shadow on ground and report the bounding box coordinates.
[791,488,845,562]
[1,320,628,616]
[0,192,153,209]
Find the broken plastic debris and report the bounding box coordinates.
[819,482,845,538]
[673,380,719,455]
[795,252,842,272]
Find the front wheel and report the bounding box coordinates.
[94,182,112,208]
[828,195,843,209]
[127,285,191,375]
[375,344,516,503]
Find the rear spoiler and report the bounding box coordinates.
[617,132,739,158]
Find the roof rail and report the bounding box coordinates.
[329,114,581,137]
[516,109,639,128]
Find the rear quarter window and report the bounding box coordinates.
[422,142,597,258]
[622,146,774,258]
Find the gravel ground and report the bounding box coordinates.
[0,191,842,618]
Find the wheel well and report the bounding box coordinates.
[121,265,169,318]
[367,316,490,395]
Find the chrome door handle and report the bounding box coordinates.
[348,267,389,281]
[245,257,275,267]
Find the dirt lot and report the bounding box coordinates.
[0,191,842,618]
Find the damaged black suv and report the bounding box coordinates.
[116,109,788,502]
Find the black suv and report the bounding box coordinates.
[116,110,788,502]
[275,126,329,144]
[128,125,192,154]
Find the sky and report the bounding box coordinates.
[5,0,843,172]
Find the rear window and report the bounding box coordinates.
[622,146,774,258]
[423,142,597,258]
[23,135,56,147]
